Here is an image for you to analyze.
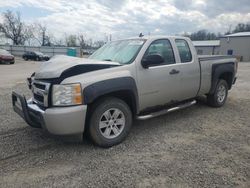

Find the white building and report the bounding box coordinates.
[220,32,250,62]
[192,40,220,55]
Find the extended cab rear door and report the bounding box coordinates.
[174,39,200,100]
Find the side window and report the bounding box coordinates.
[175,39,192,63]
[197,49,203,55]
[227,49,233,55]
[144,39,175,65]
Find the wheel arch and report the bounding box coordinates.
[209,62,235,94]
[83,77,139,116]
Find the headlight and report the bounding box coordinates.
[52,83,82,106]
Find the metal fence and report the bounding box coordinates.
[0,45,81,57]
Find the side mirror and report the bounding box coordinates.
[141,54,164,68]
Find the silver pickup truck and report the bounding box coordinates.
[12,36,238,147]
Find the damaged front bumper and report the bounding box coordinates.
[12,92,87,135]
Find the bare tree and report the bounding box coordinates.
[94,40,105,48]
[0,10,32,45]
[32,23,52,46]
[78,34,87,57]
[65,34,77,47]
[52,38,65,46]
[78,34,87,49]
[25,25,35,46]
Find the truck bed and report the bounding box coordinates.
[198,55,235,61]
[197,55,237,96]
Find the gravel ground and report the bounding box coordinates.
[0,60,249,187]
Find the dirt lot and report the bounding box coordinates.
[0,59,249,187]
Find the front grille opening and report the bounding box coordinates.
[32,80,50,107]
[34,93,44,104]
[33,83,46,90]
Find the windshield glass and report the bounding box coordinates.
[89,39,145,64]
[35,51,43,55]
[0,49,10,55]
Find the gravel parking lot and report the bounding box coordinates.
[0,59,249,187]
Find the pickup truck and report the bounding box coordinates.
[12,36,238,147]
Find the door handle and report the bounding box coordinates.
[169,69,180,75]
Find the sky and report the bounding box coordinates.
[0,0,250,41]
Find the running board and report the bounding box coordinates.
[137,100,196,120]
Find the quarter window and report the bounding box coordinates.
[175,39,192,63]
[144,39,175,65]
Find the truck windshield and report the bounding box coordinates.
[89,39,145,64]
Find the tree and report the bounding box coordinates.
[94,40,105,48]
[232,23,250,33]
[32,23,53,46]
[65,34,77,47]
[52,38,65,46]
[184,30,219,41]
[78,34,87,49]
[0,10,32,45]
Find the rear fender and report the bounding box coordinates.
[209,62,235,94]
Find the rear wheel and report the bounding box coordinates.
[207,79,228,107]
[88,97,132,147]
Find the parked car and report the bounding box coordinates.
[12,36,238,147]
[0,49,15,64]
[22,51,50,61]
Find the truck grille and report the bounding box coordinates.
[31,80,50,107]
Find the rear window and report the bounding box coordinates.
[175,39,192,63]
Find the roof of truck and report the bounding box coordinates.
[119,35,189,41]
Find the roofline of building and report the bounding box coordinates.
[220,34,250,38]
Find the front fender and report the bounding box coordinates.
[83,77,139,113]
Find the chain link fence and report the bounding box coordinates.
[0,45,81,57]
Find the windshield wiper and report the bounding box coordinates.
[102,59,122,65]
[102,59,113,62]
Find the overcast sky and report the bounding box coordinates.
[0,0,250,41]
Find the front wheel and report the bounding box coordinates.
[88,97,132,147]
[207,79,228,107]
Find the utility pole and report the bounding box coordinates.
[42,30,45,46]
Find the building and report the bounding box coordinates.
[192,40,220,55]
[220,32,250,62]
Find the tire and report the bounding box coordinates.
[24,57,28,61]
[10,61,14,64]
[207,79,228,107]
[88,97,132,147]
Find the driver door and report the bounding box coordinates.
[137,39,182,111]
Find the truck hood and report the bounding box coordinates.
[34,55,120,79]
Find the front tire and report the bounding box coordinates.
[88,97,132,147]
[207,79,228,107]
